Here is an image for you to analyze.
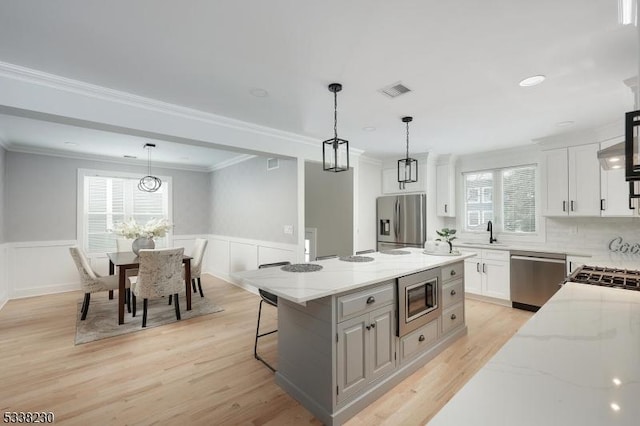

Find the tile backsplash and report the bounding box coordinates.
[546,217,640,257]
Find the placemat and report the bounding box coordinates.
[339,256,375,262]
[281,263,323,273]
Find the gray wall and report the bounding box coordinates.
[210,156,298,244]
[0,146,5,243]
[305,161,354,257]
[5,151,211,242]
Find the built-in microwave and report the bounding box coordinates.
[397,268,441,337]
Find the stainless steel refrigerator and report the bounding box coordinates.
[376,193,426,251]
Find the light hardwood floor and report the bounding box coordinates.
[0,276,532,425]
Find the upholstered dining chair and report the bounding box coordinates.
[69,246,122,320]
[316,254,338,260]
[355,249,375,255]
[254,261,291,372]
[130,247,185,328]
[189,238,208,297]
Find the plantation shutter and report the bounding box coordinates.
[502,166,536,233]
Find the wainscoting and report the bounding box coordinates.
[0,235,301,306]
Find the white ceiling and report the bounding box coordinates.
[0,0,637,162]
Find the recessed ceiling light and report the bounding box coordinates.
[250,88,269,98]
[612,377,622,386]
[363,126,376,132]
[64,142,78,146]
[556,121,574,127]
[519,75,546,87]
[610,402,621,412]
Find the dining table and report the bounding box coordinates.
[107,251,193,325]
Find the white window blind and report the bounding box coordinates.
[84,175,170,254]
[463,165,537,234]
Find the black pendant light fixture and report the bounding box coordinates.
[138,143,162,192]
[322,83,349,172]
[398,116,418,183]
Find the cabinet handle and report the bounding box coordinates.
[450,289,456,296]
[482,263,487,273]
[600,199,606,211]
[366,325,371,330]
[370,323,376,329]
[450,269,456,276]
[451,313,457,320]
[562,201,566,212]
[630,197,636,211]
[444,204,448,213]
[366,296,376,304]
[570,200,575,211]
[418,334,425,342]
[476,262,480,273]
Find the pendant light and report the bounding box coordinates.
[138,143,162,192]
[398,116,418,183]
[322,83,349,172]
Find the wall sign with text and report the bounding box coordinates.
[608,237,640,255]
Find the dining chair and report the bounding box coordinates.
[356,249,375,255]
[190,238,208,297]
[316,254,338,260]
[254,261,291,372]
[69,246,123,320]
[130,247,185,328]
[116,238,137,313]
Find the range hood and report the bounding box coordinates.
[597,142,626,170]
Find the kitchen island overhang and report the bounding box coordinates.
[233,249,476,425]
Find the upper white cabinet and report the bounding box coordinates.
[542,143,601,217]
[436,158,456,217]
[600,139,637,217]
[382,165,425,194]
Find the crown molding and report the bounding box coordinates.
[209,154,257,172]
[0,61,327,149]
[5,143,212,173]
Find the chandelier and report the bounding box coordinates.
[138,143,162,192]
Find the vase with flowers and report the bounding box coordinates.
[113,218,172,254]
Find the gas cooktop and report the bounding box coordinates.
[567,265,640,291]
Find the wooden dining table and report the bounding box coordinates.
[107,251,193,325]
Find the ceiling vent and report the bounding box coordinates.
[379,82,411,98]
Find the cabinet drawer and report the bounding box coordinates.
[400,319,439,363]
[442,304,464,335]
[441,262,463,282]
[442,279,464,308]
[481,249,510,262]
[337,282,394,322]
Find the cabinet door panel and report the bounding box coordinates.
[337,316,367,397]
[600,140,634,217]
[542,149,569,216]
[569,143,601,216]
[464,260,482,295]
[482,259,510,300]
[369,306,395,381]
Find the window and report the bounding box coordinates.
[79,170,171,254]
[463,165,537,234]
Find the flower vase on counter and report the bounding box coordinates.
[132,237,155,255]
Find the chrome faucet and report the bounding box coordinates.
[487,221,497,244]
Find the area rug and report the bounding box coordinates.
[75,295,224,345]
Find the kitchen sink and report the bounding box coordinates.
[457,241,508,247]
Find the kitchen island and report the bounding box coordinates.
[232,248,476,425]
[429,282,640,425]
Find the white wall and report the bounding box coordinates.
[210,155,298,244]
[305,161,354,258]
[356,158,381,252]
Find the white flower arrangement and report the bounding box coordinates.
[113,218,172,239]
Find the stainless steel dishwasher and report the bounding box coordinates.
[510,250,566,311]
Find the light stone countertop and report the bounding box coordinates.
[231,248,476,304]
[453,241,593,257]
[428,282,640,426]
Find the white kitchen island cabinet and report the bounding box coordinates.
[233,249,475,425]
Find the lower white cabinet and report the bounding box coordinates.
[337,304,395,401]
[463,248,510,300]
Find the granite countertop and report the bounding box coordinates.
[428,282,640,425]
[231,248,476,304]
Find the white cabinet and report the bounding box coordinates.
[542,143,601,217]
[566,255,591,275]
[336,286,395,402]
[600,140,637,217]
[462,248,510,301]
[382,166,425,194]
[436,161,456,217]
